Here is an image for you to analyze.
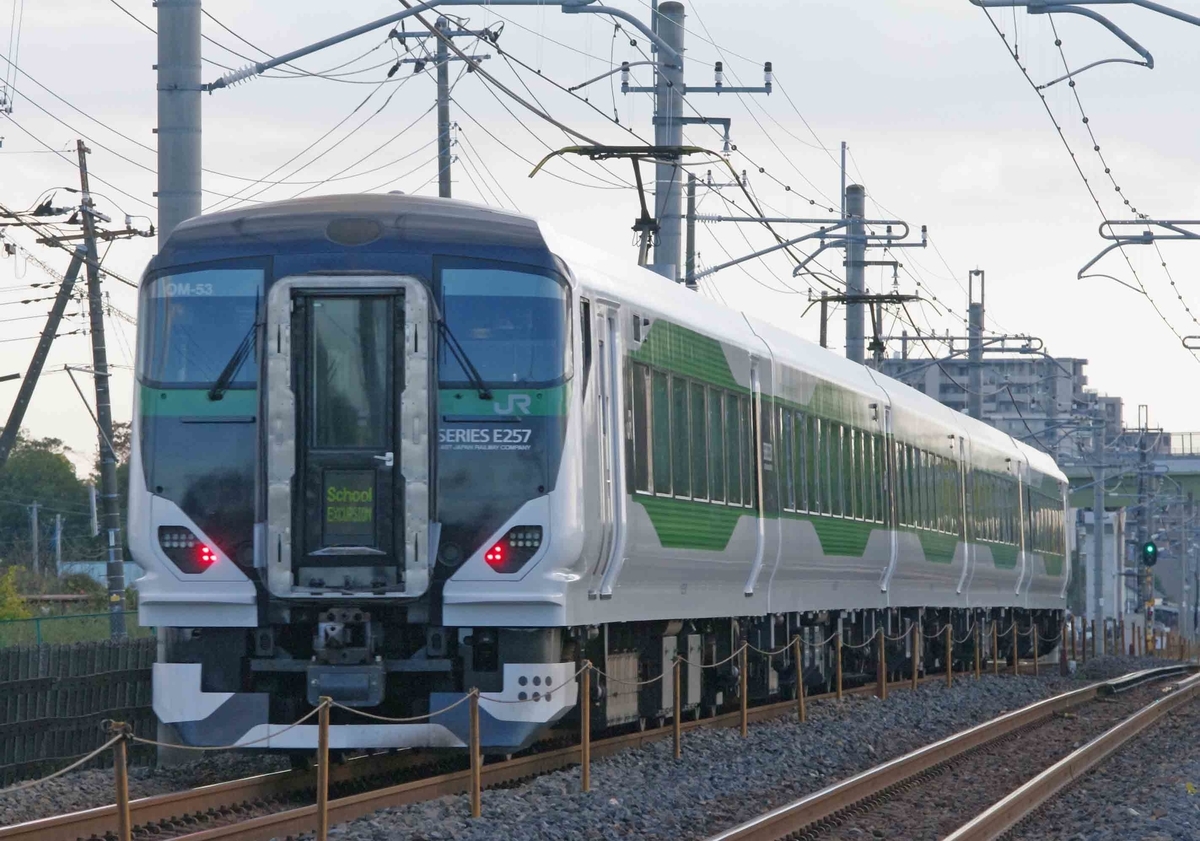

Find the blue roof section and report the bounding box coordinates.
[147,194,553,279]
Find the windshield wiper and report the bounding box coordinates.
[437,319,492,401]
[208,293,261,402]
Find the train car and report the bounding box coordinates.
[131,194,1068,753]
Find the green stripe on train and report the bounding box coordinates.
[635,496,1063,578]
[632,322,741,391]
[439,385,569,416]
[140,386,256,416]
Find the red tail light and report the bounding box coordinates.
[484,541,507,568]
[483,526,543,574]
[158,526,219,574]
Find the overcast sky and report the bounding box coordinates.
[3,0,1200,473]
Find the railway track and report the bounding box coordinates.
[2,672,944,841]
[704,664,1198,841]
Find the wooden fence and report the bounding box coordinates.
[0,637,157,785]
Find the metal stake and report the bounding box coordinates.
[910,622,919,690]
[739,644,748,738]
[992,621,999,675]
[1013,623,1020,677]
[1091,619,1097,661]
[835,634,843,701]
[877,629,887,700]
[317,698,330,841]
[974,623,981,680]
[1033,624,1040,677]
[945,624,952,688]
[111,723,131,841]
[469,689,482,817]
[793,636,806,723]
[673,656,682,759]
[581,662,591,791]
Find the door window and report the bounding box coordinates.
[311,297,391,449]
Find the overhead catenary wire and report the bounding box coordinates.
[976,5,1200,365]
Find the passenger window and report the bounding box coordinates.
[672,376,690,497]
[708,391,725,502]
[725,394,742,506]
[652,370,671,493]
[631,363,650,493]
[580,299,592,396]
[690,384,708,499]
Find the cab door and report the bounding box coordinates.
[262,274,432,602]
[292,292,405,591]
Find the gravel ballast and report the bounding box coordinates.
[324,666,1109,841]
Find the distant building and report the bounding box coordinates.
[879,353,1091,460]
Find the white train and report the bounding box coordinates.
[129,194,1068,753]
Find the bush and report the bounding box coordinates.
[0,567,30,621]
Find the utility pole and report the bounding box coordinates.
[819,293,829,349]
[76,141,126,637]
[157,0,202,242]
[55,513,63,575]
[650,2,685,281]
[1138,408,1152,652]
[684,172,697,289]
[844,184,866,364]
[436,16,453,198]
[29,501,38,574]
[968,270,985,421]
[1092,420,1105,628]
[0,247,85,470]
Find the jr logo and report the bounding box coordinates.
[493,394,532,415]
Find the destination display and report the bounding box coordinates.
[323,470,376,545]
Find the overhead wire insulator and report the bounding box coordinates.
[714,61,724,88]
[764,61,773,93]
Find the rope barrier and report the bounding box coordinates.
[884,629,911,642]
[843,637,875,650]
[130,703,326,751]
[954,621,978,645]
[591,665,667,686]
[922,625,951,640]
[747,641,792,658]
[676,642,747,670]
[804,630,840,648]
[0,734,124,794]
[330,690,478,721]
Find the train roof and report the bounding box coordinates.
[539,220,1066,486]
[156,194,547,264]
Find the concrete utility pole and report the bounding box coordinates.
[684,172,697,288]
[77,141,126,637]
[55,513,63,575]
[0,248,85,470]
[967,270,985,421]
[29,501,38,574]
[844,184,866,364]
[1092,421,1105,627]
[436,16,453,199]
[157,0,202,243]
[650,2,686,281]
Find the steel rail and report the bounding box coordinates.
[4,672,945,841]
[0,750,425,841]
[943,670,1200,841]
[703,666,1196,841]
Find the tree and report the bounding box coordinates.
[0,433,93,568]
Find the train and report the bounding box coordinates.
[130,193,1069,753]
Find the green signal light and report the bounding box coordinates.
[1141,541,1158,567]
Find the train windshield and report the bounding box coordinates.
[438,261,570,387]
[138,268,264,388]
